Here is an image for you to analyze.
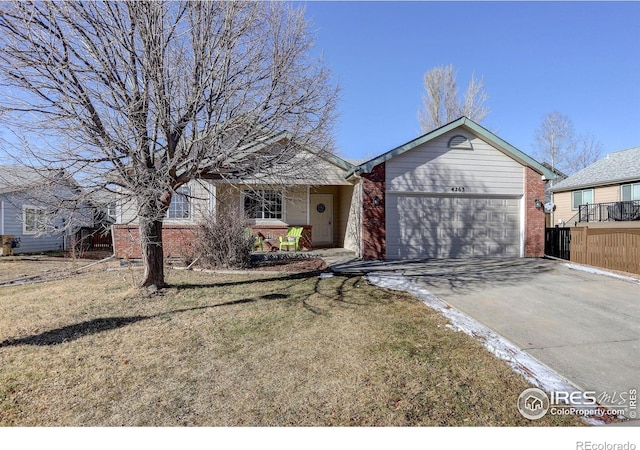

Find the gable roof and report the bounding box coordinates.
[0,166,72,195]
[198,130,354,177]
[347,116,555,180]
[550,146,640,192]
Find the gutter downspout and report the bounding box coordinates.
[0,201,4,236]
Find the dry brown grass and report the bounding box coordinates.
[0,255,118,284]
[0,266,583,426]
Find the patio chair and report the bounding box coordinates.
[245,228,264,252]
[279,226,303,252]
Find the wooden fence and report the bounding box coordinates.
[570,227,640,275]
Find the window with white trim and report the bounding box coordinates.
[167,186,190,219]
[106,202,117,221]
[621,183,640,201]
[571,189,594,210]
[23,206,47,234]
[244,190,283,220]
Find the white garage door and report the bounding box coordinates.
[387,195,521,259]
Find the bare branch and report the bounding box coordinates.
[418,64,489,132]
[0,1,338,287]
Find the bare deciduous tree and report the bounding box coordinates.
[0,1,337,288]
[566,132,603,174]
[534,111,575,176]
[534,112,603,177]
[418,64,489,132]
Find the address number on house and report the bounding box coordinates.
[451,186,465,192]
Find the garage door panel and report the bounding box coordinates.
[387,195,521,259]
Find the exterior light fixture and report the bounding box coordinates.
[534,198,542,209]
[373,195,380,206]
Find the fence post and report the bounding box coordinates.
[583,226,590,265]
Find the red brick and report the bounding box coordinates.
[113,224,196,259]
[361,163,386,260]
[524,167,547,257]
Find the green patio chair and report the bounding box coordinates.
[245,228,264,252]
[279,226,303,252]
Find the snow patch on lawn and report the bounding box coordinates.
[365,272,611,425]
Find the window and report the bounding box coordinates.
[621,183,640,201]
[447,134,473,150]
[167,186,190,219]
[23,206,46,234]
[106,202,117,221]
[244,190,282,220]
[572,189,594,210]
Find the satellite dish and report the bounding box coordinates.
[544,202,556,213]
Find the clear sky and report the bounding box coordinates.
[298,1,640,161]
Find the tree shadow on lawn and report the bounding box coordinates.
[172,270,323,291]
[0,295,284,348]
[173,270,366,315]
[0,271,361,348]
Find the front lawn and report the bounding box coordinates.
[0,266,582,426]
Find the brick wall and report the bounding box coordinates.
[113,224,197,259]
[524,167,547,257]
[361,163,386,260]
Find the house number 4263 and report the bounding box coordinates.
[451,186,465,192]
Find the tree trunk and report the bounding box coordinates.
[139,217,166,289]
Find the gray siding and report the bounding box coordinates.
[1,194,65,254]
[385,129,525,260]
[386,130,524,196]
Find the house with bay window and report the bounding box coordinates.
[550,146,640,227]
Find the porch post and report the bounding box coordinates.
[306,185,310,225]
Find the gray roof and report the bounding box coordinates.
[550,146,640,192]
[0,165,76,195]
[0,166,44,194]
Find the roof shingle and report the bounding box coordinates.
[550,146,640,192]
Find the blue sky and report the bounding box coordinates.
[298,1,640,161]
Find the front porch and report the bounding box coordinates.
[232,182,360,253]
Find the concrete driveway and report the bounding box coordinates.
[331,257,640,409]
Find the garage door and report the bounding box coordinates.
[386,195,521,259]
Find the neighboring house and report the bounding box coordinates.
[73,190,118,252]
[550,146,640,227]
[113,117,554,260]
[0,166,85,255]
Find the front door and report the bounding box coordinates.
[310,194,333,246]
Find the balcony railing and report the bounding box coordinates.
[573,200,640,224]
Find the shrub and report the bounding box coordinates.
[192,202,254,269]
